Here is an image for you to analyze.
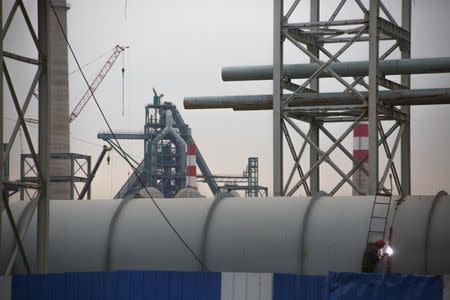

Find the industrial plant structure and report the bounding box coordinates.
[98,101,267,198]
[1,0,450,299]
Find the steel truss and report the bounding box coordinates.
[1,0,51,274]
[273,0,411,196]
[20,153,92,200]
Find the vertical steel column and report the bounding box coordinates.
[70,156,74,199]
[368,0,379,195]
[273,0,284,195]
[87,157,92,199]
[401,0,411,195]
[37,0,50,273]
[20,157,25,200]
[0,0,3,262]
[309,0,320,194]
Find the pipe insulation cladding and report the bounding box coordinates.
[1,194,449,275]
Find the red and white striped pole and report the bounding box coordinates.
[353,122,369,195]
[186,144,197,188]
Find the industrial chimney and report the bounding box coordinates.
[186,144,197,189]
[353,122,369,195]
[48,0,71,199]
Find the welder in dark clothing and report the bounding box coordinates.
[361,239,385,272]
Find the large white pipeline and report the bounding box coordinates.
[1,193,449,275]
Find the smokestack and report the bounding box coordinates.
[186,144,197,188]
[49,0,71,199]
[353,122,369,195]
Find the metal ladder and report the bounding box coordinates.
[366,175,394,243]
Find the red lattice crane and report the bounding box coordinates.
[69,45,128,123]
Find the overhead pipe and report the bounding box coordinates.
[222,57,450,81]
[183,88,450,110]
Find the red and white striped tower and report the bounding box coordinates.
[353,122,369,195]
[186,144,197,188]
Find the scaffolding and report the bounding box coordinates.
[245,157,259,197]
[201,157,268,197]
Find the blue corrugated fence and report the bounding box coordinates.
[12,271,221,300]
[6,270,443,300]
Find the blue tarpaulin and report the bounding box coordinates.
[12,270,221,300]
[328,272,443,300]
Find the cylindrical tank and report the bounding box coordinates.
[136,187,164,198]
[1,194,449,275]
[175,187,202,198]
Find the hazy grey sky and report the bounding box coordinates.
[3,0,450,198]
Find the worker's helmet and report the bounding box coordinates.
[375,239,385,249]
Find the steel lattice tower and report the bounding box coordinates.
[272,0,411,196]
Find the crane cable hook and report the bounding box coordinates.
[122,52,126,117]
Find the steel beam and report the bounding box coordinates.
[377,17,409,44]
[378,122,403,195]
[4,64,43,181]
[2,190,31,274]
[78,145,111,200]
[286,18,364,29]
[5,199,38,276]
[2,2,19,40]
[37,0,50,274]
[329,122,399,196]
[3,51,40,65]
[378,123,403,190]
[184,88,450,110]
[401,0,411,195]
[368,0,379,195]
[379,0,397,25]
[283,31,367,102]
[284,114,365,196]
[4,67,42,165]
[282,123,311,196]
[309,0,320,194]
[273,0,283,196]
[221,57,450,82]
[18,0,40,52]
[0,0,3,264]
[98,132,147,140]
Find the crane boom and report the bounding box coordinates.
[69,45,128,123]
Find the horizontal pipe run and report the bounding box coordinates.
[1,194,449,275]
[221,57,450,81]
[184,88,450,110]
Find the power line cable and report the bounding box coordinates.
[48,0,209,271]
